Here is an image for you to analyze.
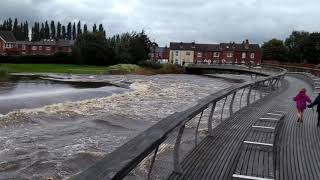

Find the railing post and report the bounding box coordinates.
[247,85,252,106]
[147,145,160,180]
[229,91,236,116]
[220,96,228,122]
[207,102,216,136]
[173,124,185,174]
[195,111,204,146]
[239,88,246,109]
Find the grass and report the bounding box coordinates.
[1,64,109,74]
[0,65,9,80]
[0,63,185,75]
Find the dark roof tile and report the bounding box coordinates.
[0,31,16,42]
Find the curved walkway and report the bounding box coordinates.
[168,75,320,180]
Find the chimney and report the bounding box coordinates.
[245,39,249,45]
[180,42,183,48]
[191,41,195,48]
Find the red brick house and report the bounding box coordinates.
[169,40,262,65]
[0,31,18,55]
[0,30,74,56]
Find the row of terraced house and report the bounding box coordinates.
[0,30,74,56]
[150,40,262,65]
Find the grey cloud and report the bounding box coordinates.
[1,0,320,46]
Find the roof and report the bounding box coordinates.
[16,39,75,47]
[170,42,260,52]
[150,47,169,53]
[0,31,16,42]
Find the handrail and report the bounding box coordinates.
[71,65,287,180]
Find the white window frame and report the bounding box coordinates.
[213,52,220,57]
[250,53,255,59]
[175,51,179,56]
[186,51,191,56]
[22,45,26,50]
[39,46,43,50]
[32,46,37,50]
[197,52,202,58]
[242,52,246,59]
[227,52,233,58]
[46,46,51,51]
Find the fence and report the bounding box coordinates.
[72,65,287,180]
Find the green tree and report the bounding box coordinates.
[50,20,56,39]
[23,21,29,40]
[77,21,82,35]
[57,22,61,39]
[67,22,72,40]
[262,39,288,62]
[44,21,50,39]
[83,24,88,33]
[92,24,97,32]
[285,31,310,63]
[62,25,66,39]
[303,32,320,64]
[72,32,115,65]
[40,23,45,39]
[72,22,76,40]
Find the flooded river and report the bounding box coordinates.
[0,74,234,179]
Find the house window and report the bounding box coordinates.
[32,46,37,50]
[250,53,255,59]
[213,52,220,57]
[186,51,191,56]
[242,52,246,59]
[197,52,202,58]
[39,46,43,50]
[227,52,233,57]
[175,51,179,56]
[46,47,51,51]
[22,45,26,50]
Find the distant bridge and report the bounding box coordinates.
[71,64,320,180]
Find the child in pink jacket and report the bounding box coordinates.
[294,88,311,123]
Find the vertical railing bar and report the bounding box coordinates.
[173,124,185,174]
[246,85,252,106]
[220,96,228,122]
[229,91,237,116]
[195,111,204,146]
[239,87,246,109]
[147,145,160,180]
[208,101,217,136]
[253,84,257,102]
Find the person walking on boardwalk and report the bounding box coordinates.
[293,88,311,123]
[308,93,320,126]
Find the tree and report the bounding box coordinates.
[44,21,50,39]
[77,21,82,35]
[303,32,320,64]
[57,22,61,39]
[72,22,76,40]
[23,21,29,40]
[50,20,56,39]
[7,18,12,31]
[62,25,66,39]
[72,32,115,65]
[285,31,310,63]
[67,22,72,40]
[262,39,288,62]
[83,24,88,33]
[40,23,45,39]
[32,22,40,41]
[92,24,97,32]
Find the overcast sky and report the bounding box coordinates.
[1,0,320,46]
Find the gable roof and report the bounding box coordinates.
[0,30,16,42]
[170,42,260,52]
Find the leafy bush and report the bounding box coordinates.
[106,64,141,74]
[138,60,163,69]
[158,64,185,74]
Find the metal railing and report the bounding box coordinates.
[72,65,287,180]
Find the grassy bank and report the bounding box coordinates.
[0,65,9,80]
[0,63,185,75]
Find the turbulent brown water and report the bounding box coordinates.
[0,74,235,179]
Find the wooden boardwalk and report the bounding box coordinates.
[168,75,320,180]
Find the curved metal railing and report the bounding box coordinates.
[71,65,287,180]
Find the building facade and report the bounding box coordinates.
[149,46,170,63]
[0,30,74,56]
[169,40,262,65]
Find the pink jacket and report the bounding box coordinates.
[294,91,311,110]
